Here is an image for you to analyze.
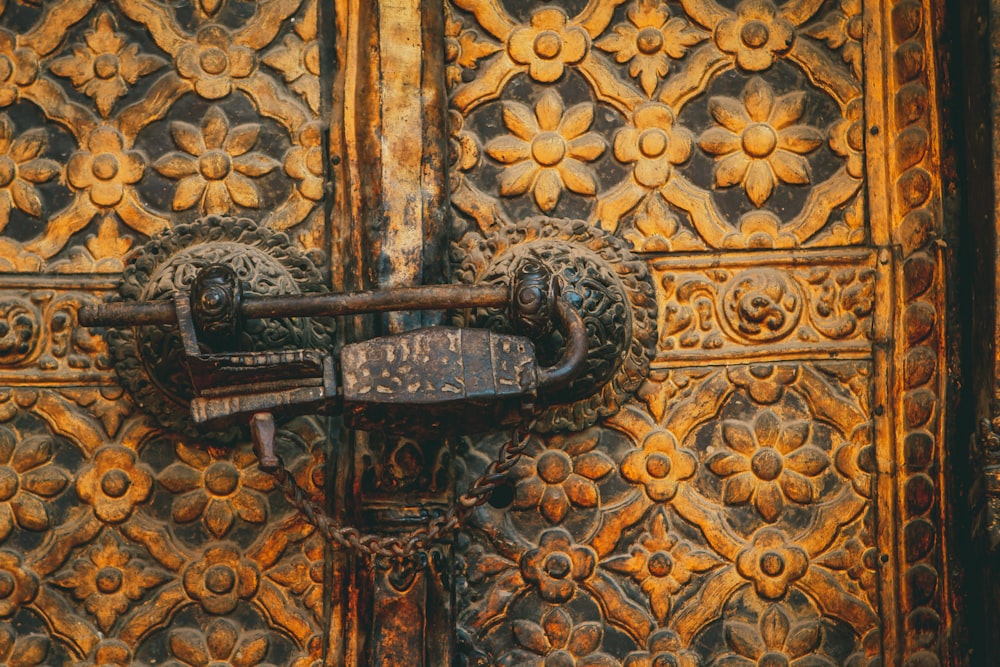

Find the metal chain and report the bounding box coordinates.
[262,427,530,561]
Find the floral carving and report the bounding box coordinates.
[154,106,280,214]
[511,429,614,524]
[708,409,829,522]
[50,11,167,117]
[807,0,863,81]
[521,528,596,603]
[176,25,255,100]
[159,442,274,539]
[829,98,864,179]
[0,30,39,107]
[486,90,605,212]
[507,8,588,83]
[76,445,153,524]
[698,78,823,207]
[714,604,833,666]
[284,122,324,202]
[262,0,320,114]
[624,630,700,667]
[449,109,480,177]
[52,532,166,632]
[83,640,133,667]
[728,365,799,405]
[0,625,47,667]
[445,8,500,88]
[0,427,67,540]
[620,429,696,502]
[596,0,705,96]
[67,126,145,209]
[603,511,719,623]
[502,607,618,667]
[183,544,260,614]
[167,618,275,667]
[714,0,794,72]
[267,534,324,620]
[615,102,693,189]
[0,116,58,229]
[0,551,36,617]
[735,528,808,599]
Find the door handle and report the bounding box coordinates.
[80,257,587,437]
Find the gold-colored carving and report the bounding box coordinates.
[448,0,948,661]
[153,106,280,214]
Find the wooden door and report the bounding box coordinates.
[0,0,957,666]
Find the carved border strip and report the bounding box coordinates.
[649,248,876,366]
[0,278,116,385]
[868,0,950,663]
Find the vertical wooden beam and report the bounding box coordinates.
[331,0,452,664]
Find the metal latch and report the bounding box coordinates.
[80,258,586,441]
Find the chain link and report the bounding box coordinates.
[262,427,530,561]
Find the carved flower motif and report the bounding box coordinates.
[621,429,696,502]
[486,90,605,212]
[714,0,794,72]
[84,641,133,667]
[167,618,275,667]
[267,534,324,620]
[503,607,618,667]
[154,106,280,214]
[708,409,829,523]
[0,427,67,541]
[698,78,823,207]
[76,445,153,524]
[0,551,36,617]
[67,126,145,208]
[829,98,864,179]
[596,0,704,96]
[817,536,876,596]
[807,0,862,81]
[507,8,589,83]
[0,30,39,107]
[624,630,700,667]
[0,116,58,229]
[727,364,798,405]
[511,429,614,524]
[176,25,255,100]
[159,442,274,539]
[735,528,808,599]
[262,0,320,114]
[444,7,500,88]
[603,511,719,623]
[0,625,48,667]
[615,102,693,189]
[52,532,167,632]
[714,604,833,667]
[449,109,480,177]
[183,544,260,615]
[521,528,596,603]
[50,11,166,117]
[284,122,324,202]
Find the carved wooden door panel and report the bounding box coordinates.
[0,0,955,666]
[0,1,333,665]
[439,1,955,666]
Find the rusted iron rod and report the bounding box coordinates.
[79,284,510,328]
